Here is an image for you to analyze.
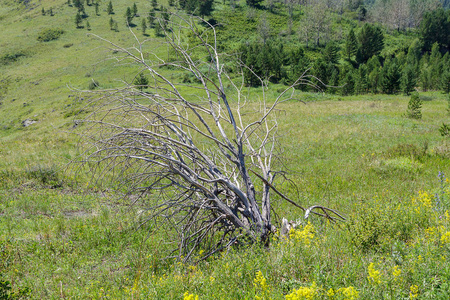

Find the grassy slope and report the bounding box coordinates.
[1,0,450,299]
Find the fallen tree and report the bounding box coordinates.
[74,14,344,262]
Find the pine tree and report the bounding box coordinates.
[340,70,355,96]
[41,8,45,15]
[354,64,368,95]
[406,92,422,119]
[134,73,149,91]
[141,18,147,35]
[49,8,54,16]
[160,6,169,29]
[68,0,72,6]
[107,1,114,15]
[380,58,401,94]
[368,68,380,94]
[401,65,417,95]
[344,28,357,61]
[430,42,443,90]
[132,3,138,16]
[109,17,115,30]
[154,23,163,37]
[441,69,450,93]
[357,23,384,64]
[148,10,155,28]
[94,1,99,15]
[198,0,214,17]
[406,39,421,66]
[323,42,339,65]
[86,20,91,31]
[75,12,83,28]
[125,7,134,25]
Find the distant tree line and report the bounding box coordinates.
[239,12,450,95]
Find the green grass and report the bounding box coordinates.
[1,0,450,299]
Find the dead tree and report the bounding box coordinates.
[75,14,343,262]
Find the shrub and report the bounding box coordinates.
[439,123,450,137]
[406,92,422,119]
[37,28,64,42]
[0,52,25,65]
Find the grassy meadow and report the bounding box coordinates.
[1,0,450,299]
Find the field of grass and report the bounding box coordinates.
[1,0,450,299]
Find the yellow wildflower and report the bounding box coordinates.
[409,285,419,299]
[183,291,199,300]
[326,288,335,298]
[254,271,269,292]
[367,263,381,284]
[337,286,359,300]
[441,232,450,244]
[289,222,315,246]
[392,265,401,278]
[285,282,318,300]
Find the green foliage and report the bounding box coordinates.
[0,275,30,300]
[94,1,99,15]
[147,10,155,28]
[323,42,340,65]
[401,64,417,95]
[132,3,138,16]
[133,73,148,91]
[439,123,450,137]
[25,164,61,187]
[441,69,450,94]
[0,52,25,65]
[37,28,64,42]
[344,28,358,61]
[380,58,401,94]
[141,18,147,35]
[246,0,263,8]
[406,92,423,119]
[339,68,355,96]
[357,23,384,64]
[109,17,115,30]
[107,0,114,15]
[419,8,450,53]
[448,94,450,115]
[125,7,134,25]
[240,40,286,86]
[151,0,158,10]
[88,79,99,90]
[75,12,83,28]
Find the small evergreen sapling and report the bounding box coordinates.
[141,19,147,35]
[134,73,149,91]
[132,3,138,16]
[406,92,422,119]
[94,1,99,15]
[107,1,114,14]
[75,12,83,28]
[109,17,115,30]
[125,7,134,25]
